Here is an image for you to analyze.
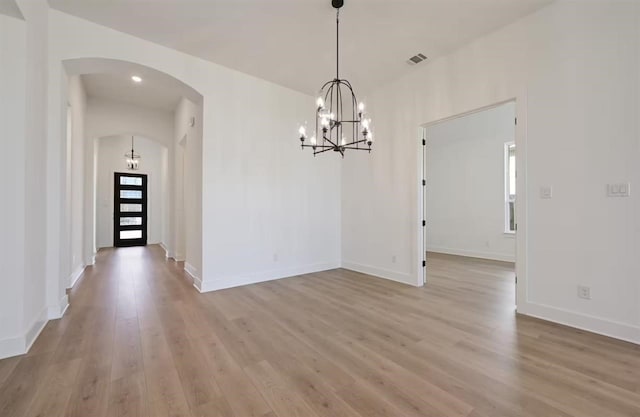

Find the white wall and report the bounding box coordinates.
[47,10,342,299]
[426,102,516,262]
[66,75,86,287]
[17,0,52,351]
[96,135,167,248]
[342,1,640,343]
[0,13,27,358]
[85,97,174,147]
[173,97,203,278]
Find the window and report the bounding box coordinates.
[505,142,516,233]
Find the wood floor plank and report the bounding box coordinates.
[243,360,321,417]
[0,246,638,417]
[0,353,53,417]
[23,358,81,417]
[106,372,149,417]
[197,332,271,417]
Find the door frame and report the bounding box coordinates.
[417,97,526,309]
[113,172,148,247]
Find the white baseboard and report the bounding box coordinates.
[184,262,199,282]
[518,301,640,345]
[195,261,341,293]
[48,294,69,320]
[85,253,96,266]
[342,261,420,287]
[427,246,515,263]
[68,263,86,289]
[0,306,48,360]
[159,243,171,258]
[26,307,49,351]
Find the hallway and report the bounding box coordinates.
[0,246,639,417]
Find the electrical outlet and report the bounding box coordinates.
[391,255,397,263]
[577,285,591,300]
[273,253,278,262]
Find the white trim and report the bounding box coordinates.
[48,294,69,320]
[342,261,418,287]
[0,306,48,360]
[85,253,96,266]
[427,247,515,263]
[195,262,341,293]
[518,301,640,345]
[26,307,49,350]
[159,242,171,258]
[184,262,199,283]
[68,263,86,289]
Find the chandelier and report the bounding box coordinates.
[298,0,374,157]
[124,136,140,170]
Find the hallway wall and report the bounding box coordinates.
[0,13,27,357]
[66,75,87,288]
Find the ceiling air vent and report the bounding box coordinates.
[407,53,427,66]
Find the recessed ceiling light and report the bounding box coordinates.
[131,75,142,83]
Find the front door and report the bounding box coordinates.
[114,172,147,247]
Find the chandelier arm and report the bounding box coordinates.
[321,79,336,91]
[337,82,343,143]
[313,146,339,155]
[329,82,335,144]
[343,138,368,147]
[302,144,333,149]
[347,82,358,145]
[341,146,371,150]
[322,133,339,148]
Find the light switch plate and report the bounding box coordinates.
[540,186,553,199]
[607,183,631,197]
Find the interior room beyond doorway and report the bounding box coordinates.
[423,101,517,300]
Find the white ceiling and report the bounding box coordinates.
[81,72,185,112]
[51,0,554,95]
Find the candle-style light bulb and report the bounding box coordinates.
[358,102,365,113]
[299,125,306,136]
[341,135,347,146]
[310,134,317,146]
[361,118,370,129]
[316,96,324,109]
[367,132,373,146]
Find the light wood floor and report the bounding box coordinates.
[0,246,639,417]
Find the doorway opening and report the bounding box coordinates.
[114,172,147,247]
[420,100,519,306]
